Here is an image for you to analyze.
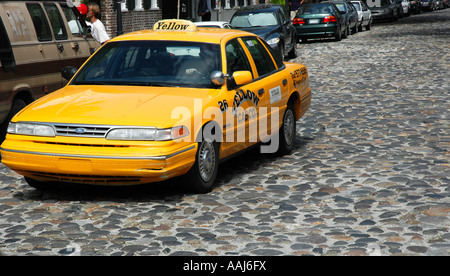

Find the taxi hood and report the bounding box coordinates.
[15,85,219,128]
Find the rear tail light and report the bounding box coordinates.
[293,18,305,25]
[323,16,337,23]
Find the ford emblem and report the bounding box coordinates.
[75,128,86,134]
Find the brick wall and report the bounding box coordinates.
[100,0,162,39]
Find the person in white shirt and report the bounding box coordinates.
[87,3,110,44]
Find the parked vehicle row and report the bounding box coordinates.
[196,0,446,58]
[291,0,447,43]
[292,0,371,43]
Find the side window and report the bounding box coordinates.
[225,38,252,76]
[44,3,68,40]
[60,4,83,36]
[241,37,277,77]
[0,17,15,71]
[26,3,52,41]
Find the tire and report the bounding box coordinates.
[334,27,342,41]
[185,138,219,194]
[287,42,297,59]
[342,25,349,38]
[352,23,358,34]
[279,43,285,61]
[276,104,296,156]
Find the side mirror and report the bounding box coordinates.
[62,66,77,81]
[233,71,253,86]
[210,71,227,86]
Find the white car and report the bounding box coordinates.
[351,0,372,31]
[194,21,234,29]
[402,0,411,16]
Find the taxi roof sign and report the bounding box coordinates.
[153,19,198,32]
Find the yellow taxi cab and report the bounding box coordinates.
[0,19,311,193]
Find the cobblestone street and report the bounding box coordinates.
[0,9,449,257]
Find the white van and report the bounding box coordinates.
[0,1,100,141]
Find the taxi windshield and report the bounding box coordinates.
[71,41,221,88]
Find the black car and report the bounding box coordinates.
[230,4,297,60]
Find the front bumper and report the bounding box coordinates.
[1,135,197,185]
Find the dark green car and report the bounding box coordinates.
[293,2,347,43]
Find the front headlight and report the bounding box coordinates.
[7,122,56,137]
[106,126,189,141]
[266,37,280,46]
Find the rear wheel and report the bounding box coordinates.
[342,25,349,38]
[334,26,342,41]
[276,105,296,156]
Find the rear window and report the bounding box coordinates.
[298,4,335,14]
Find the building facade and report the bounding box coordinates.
[78,0,278,39]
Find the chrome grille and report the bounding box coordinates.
[52,123,112,138]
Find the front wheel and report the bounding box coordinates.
[276,105,296,156]
[185,140,219,193]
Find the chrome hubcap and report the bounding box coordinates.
[198,142,215,182]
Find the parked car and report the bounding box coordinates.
[366,0,399,21]
[351,0,372,31]
[418,0,435,10]
[401,0,411,16]
[194,21,234,29]
[409,0,422,13]
[0,19,312,194]
[391,0,404,17]
[293,2,347,42]
[434,0,445,9]
[327,0,359,34]
[230,4,297,60]
[0,1,99,142]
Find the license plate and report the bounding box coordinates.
[309,19,320,24]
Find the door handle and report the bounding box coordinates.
[57,43,64,53]
[258,88,265,96]
[282,79,288,86]
[71,42,79,52]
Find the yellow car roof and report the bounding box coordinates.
[109,19,252,44]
